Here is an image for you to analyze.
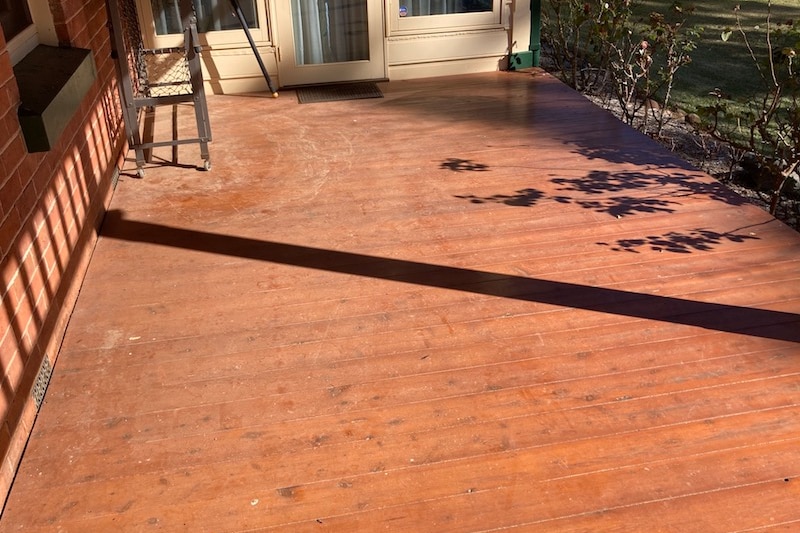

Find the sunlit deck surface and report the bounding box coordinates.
[2,71,800,532]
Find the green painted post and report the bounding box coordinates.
[508,0,542,70]
[530,0,541,67]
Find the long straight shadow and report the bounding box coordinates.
[101,210,800,344]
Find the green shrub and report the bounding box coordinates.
[697,2,799,214]
[542,1,700,136]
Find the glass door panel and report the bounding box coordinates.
[277,0,385,87]
[291,0,368,65]
[399,0,493,16]
[150,0,259,35]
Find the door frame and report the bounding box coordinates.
[273,0,387,88]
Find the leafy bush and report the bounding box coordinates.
[542,1,700,136]
[541,0,613,92]
[697,2,799,214]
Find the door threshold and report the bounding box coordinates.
[281,78,389,90]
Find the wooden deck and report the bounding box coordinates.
[2,71,800,531]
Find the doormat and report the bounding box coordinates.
[296,82,383,104]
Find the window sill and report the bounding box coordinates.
[13,45,96,153]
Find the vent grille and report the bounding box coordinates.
[32,355,53,410]
[111,167,120,190]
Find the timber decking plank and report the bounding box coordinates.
[18,369,800,494]
[39,326,800,421]
[11,414,800,529]
[2,71,799,532]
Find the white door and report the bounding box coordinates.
[275,0,385,87]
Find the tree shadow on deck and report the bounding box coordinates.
[550,169,749,219]
[598,229,761,254]
[440,158,490,172]
[101,210,799,344]
[451,163,759,250]
[455,188,545,207]
[551,170,749,206]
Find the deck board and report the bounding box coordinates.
[1,71,799,531]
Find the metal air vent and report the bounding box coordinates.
[32,355,53,410]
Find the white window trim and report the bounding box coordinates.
[7,0,57,65]
[388,0,503,35]
[136,0,271,50]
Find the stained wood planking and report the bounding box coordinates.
[1,71,799,532]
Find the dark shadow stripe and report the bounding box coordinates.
[101,210,800,344]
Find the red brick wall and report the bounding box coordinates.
[0,0,125,504]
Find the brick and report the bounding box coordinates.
[18,152,43,191]
[36,225,57,272]
[69,188,88,221]
[0,251,20,292]
[28,206,47,242]
[0,295,10,338]
[57,184,77,226]
[97,56,115,85]
[0,428,9,472]
[45,204,66,242]
[40,186,57,221]
[22,305,42,351]
[0,171,23,217]
[27,255,48,305]
[63,217,80,249]
[0,424,10,469]
[88,7,106,37]
[0,82,12,113]
[60,152,78,184]
[4,264,28,316]
[90,29,110,58]
[0,163,16,211]
[1,135,27,179]
[0,207,21,258]
[49,171,66,203]
[0,111,20,151]
[31,160,54,199]
[58,0,87,25]
[47,267,61,297]
[0,52,12,88]
[10,330,32,369]
[3,75,19,107]
[41,240,59,279]
[13,224,34,265]
[13,180,38,224]
[50,201,69,245]
[38,205,57,237]
[66,17,89,47]
[5,385,39,456]
[0,332,18,379]
[3,350,24,391]
[54,233,72,272]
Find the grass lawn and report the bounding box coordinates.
[634,0,798,114]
